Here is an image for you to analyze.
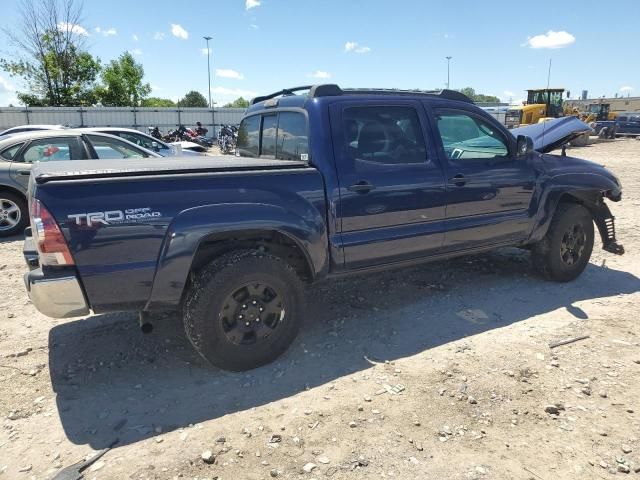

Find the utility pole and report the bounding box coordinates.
[445,56,452,89]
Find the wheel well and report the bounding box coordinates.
[556,191,603,215]
[188,229,314,283]
[0,185,26,202]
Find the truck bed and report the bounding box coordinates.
[31,156,309,184]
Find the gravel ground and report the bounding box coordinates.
[0,138,639,479]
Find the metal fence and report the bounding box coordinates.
[0,106,247,136]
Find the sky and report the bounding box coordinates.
[0,0,638,107]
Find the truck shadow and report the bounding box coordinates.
[48,248,640,449]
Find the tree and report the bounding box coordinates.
[179,90,208,107]
[1,0,101,106]
[97,52,150,106]
[458,87,500,103]
[141,97,176,107]
[223,97,249,108]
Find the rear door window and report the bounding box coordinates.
[342,105,427,166]
[20,138,76,163]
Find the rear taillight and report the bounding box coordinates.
[30,199,75,266]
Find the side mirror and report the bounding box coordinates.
[516,135,534,157]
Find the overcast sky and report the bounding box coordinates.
[0,0,638,106]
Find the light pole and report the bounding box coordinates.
[203,35,214,135]
[204,36,213,108]
[445,56,452,89]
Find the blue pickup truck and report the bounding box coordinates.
[22,85,624,371]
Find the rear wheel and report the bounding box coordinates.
[532,203,594,282]
[0,192,28,237]
[184,250,304,371]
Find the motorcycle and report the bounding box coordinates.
[148,126,162,140]
[218,124,238,155]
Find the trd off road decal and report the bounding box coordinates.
[67,207,162,226]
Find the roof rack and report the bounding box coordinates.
[250,86,313,105]
[342,87,473,103]
[250,84,473,105]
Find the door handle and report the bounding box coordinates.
[448,174,466,186]
[17,170,31,176]
[348,181,375,194]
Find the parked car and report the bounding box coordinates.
[22,84,624,372]
[0,129,161,236]
[80,127,202,157]
[0,124,66,139]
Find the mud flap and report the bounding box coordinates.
[592,201,624,255]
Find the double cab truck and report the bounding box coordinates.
[22,84,624,371]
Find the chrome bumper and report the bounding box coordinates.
[24,268,89,318]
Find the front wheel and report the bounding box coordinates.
[532,203,594,282]
[183,250,304,371]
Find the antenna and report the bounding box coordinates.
[541,58,552,151]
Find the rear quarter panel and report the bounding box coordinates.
[35,168,328,313]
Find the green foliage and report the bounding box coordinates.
[141,97,176,107]
[458,87,500,103]
[97,52,151,107]
[223,97,250,108]
[179,90,208,108]
[1,26,101,106]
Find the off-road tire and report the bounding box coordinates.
[183,250,304,371]
[0,192,28,237]
[532,203,594,282]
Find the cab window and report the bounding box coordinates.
[342,106,426,166]
[237,111,308,160]
[435,111,509,161]
[236,115,260,157]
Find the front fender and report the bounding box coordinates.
[529,171,621,244]
[145,202,328,310]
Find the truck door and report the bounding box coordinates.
[431,107,537,251]
[329,100,447,269]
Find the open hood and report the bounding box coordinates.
[511,117,594,153]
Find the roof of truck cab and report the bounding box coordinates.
[246,84,474,114]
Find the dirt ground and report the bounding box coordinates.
[1,139,639,480]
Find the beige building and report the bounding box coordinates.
[565,96,640,114]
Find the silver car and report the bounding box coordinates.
[80,127,202,157]
[0,129,161,236]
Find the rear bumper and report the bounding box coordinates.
[24,268,89,318]
[24,228,89,318]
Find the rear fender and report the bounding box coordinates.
[145,202,328,310]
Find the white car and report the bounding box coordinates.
[0,124,66,138]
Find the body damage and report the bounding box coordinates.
[528,152,622,252]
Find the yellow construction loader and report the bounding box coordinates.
[505,88,565,128]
